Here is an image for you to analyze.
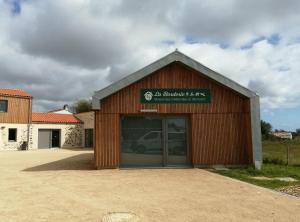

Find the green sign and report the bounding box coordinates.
[140,88,211,103]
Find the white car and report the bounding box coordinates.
[135,131,185,155]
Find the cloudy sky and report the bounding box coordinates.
[1,0,300,130]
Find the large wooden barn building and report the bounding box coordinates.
[92,51,262,169]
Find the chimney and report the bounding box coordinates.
[63,104,69,111]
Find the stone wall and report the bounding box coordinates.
[30,123,83,149]
[0,123,85,150]
[0,123,29,150]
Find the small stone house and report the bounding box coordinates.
[0,88,94,150]
[31,112,83,149]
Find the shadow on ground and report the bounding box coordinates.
[23,153,95,171]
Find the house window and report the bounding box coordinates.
[8,129,17,142]
[0,100,7,112]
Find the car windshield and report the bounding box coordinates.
[144,132,160,140]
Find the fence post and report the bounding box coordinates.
[286,143,290,165]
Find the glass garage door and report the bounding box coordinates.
[121,116,163,167]
[166,118,188,166]
[120,116,188,167]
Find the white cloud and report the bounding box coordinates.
[0,0,299,111]
[176,40,300,108]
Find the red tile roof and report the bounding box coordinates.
[0,88,31,97]
[32,112,82,124]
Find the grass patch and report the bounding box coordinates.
[213,164,300,189]
[263,140,300,165]
[211,140,300,189]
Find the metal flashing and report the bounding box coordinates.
[92,50,256,110]
[250,95,262,169]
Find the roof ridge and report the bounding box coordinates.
[0,88,32,97]
[32,112,75,115]
[92,50,256,110]
[32,112,82,124]
[0,87,26,90]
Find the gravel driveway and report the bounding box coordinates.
[0,149,299,222]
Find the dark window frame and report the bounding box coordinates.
[0,100,8,112]
[8,128,17,142]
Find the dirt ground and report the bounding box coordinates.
[0,149,299,222]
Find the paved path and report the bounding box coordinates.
[0,149,299,222]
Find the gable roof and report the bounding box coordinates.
[32,112,82,124]
[0,88,31,98]
[92,50,257,109]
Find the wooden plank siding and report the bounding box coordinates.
[94,113,119,169]
[99,63,248,114]
[0,95,32,124]
[94,62,252,168]
[191,113,252,166]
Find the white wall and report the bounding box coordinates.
[0,123,29,150]
[29,123,83,149]
[51,110,73,114]
[0,123,84,150]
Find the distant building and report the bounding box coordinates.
[273,131,293,140]
[48,104,74,114]
[0,88,94,150]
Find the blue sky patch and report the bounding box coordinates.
[262,107,300,131]
[241,34,280,49]
[184,36,229,48]
[185,36,202,44]
[278,66,290,72]
[161,40,176,45]
[241,36,266,49]
[267,34,280,45]
[219,43,229,49]
[5,0,21,15]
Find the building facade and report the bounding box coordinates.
[273,131,293,140]
[75,111,94,148]
[92,51,262,169]
[0,89,93,150]
[31,112,83,149]
[0,89,32,150]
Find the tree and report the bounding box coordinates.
[261,120,272,140]
[73,99,92,113]
[293,128,300,139]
